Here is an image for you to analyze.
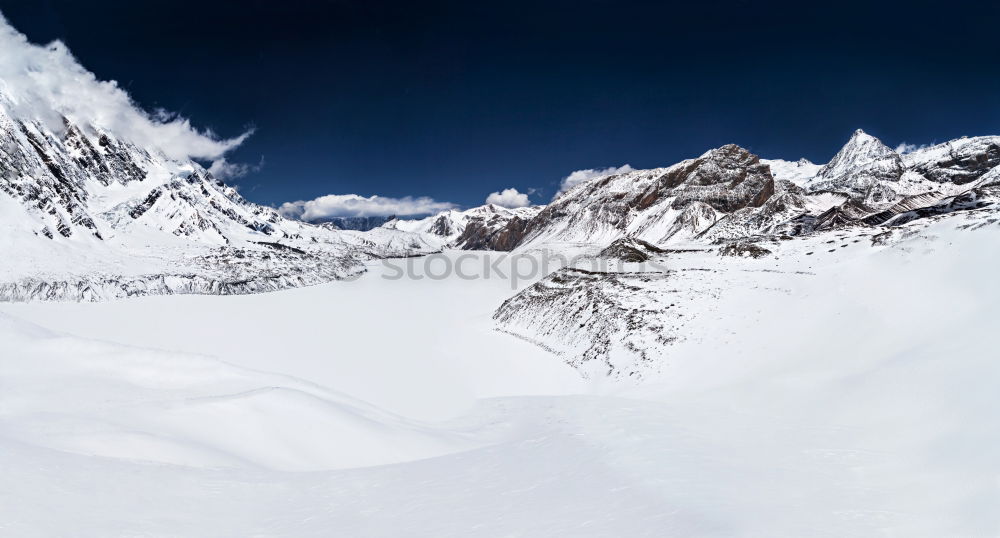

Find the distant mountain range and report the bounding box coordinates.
[387,129,998,253]
[382,129,998,379]
[5,87,997,305]
[314,215,399,232]
[3,13,999,308]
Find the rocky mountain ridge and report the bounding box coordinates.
[383,204,542,249]
[395,130,999,254]
[316,215,398,231]
[486,129,1000,379]
[0,100,436,301]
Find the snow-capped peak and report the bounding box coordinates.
[807,128,904,199]
[821,129,899,176]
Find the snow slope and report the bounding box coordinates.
[0,15,436,301]
[1,216,998,536]
[0,314,480,471]
[2,11,999,536]
[495,202,997,378]
[1,252,586,420]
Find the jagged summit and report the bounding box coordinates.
[6,29,1000,307]
[811,129,904,198]
[389,130,1000,254]
[0,17,437,301]
[904,136,1000,185]
[0,104,438,301]
[491,130,1000,380]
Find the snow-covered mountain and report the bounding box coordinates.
[0,18,435,301]
[806,129,906,201]
[399,129,998,253]
[3,11,999,535]
[383,204,542,249]
[490,130,1000,378]
[7,214,998,537]
[3,1,998,310]
[315,215,398,231]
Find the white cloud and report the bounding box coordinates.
[278,194,456,221]
[895,142,930,154]
[556,164,633,198]
[208,156,264,179]
[485,188,531,208]
[0,13,249,161]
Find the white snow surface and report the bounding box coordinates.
[3,11,999,534]
[760,157,821,185]
[2,218,999,536]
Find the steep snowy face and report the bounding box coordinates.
[817,129,903,181]
[761,158,821,186]
[808,129,904,203]
[801,130,1000,217]
[0,17,436,301]
[904,136,1000,185]
[0,104,437,302]
[384,209,469,239]
[0,105,284,245]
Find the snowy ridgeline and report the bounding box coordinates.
[480,131,1000,379]
[3,67,999,301]
[381,130,1000,253]
[0,103,439,301]
[0,15,438,301]
[2,2,1000,307]
[1,217,998,536]
[492,198,1000,379]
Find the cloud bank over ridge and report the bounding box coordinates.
[0,12,249,162]
[278,194,457,221]
[485,188,531,208]
[556,164,633,198]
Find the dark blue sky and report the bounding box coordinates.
[3,0,999,210]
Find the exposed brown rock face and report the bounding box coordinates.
[719,241,772,259]
[429,214,459,236]
[491,216,533,251]
[452,207,537,251]
[668,146,778,213]
[503,143,790,249]
[428,132,1000,255]
[598,237,668,262]
[749,178,776,208]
